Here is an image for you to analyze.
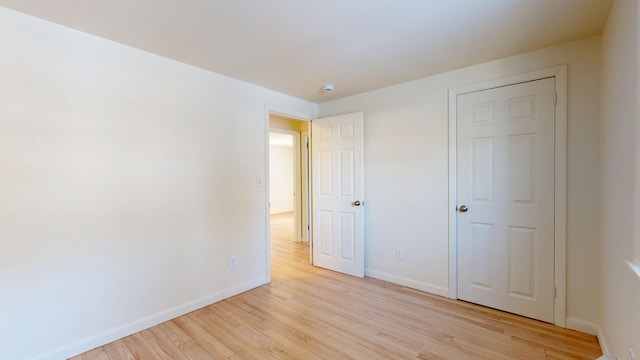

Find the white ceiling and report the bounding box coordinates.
[0,0,613,103]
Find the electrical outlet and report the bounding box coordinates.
[630,348,636,360]
[395,247,405,261]
[229,255,237,269]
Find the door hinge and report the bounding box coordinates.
[553,92,558,105]
[307,225,310,230]
[553,286,557,299]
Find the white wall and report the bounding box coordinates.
[0,7,316,360]
[319,37,601,330]
[269,141,295,214]
[599,0,640,357]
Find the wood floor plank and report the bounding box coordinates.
[78,347,110,360]
[120,333,163,360]
[154,321,214,360]
[172,313,235,358]
[70,212,602,360]
[142,327,189,360]
[102,340,135,360]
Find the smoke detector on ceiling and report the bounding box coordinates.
[321,84,334,93]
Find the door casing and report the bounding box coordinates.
[447,65,568,327]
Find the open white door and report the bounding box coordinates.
[311,112,364,277]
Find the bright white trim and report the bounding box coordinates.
[626,260,640,280]
[365,269,450,297]
[447,65,568,327]
[553,66,568,327]
[597,325,612,357]
[448,84,459,299]
[32,277,268,360]
[566,317,598,336]
[264,105,272,283]
[267,108,313,122]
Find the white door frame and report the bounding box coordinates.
[263,105,313,283]
[447,65,567,327]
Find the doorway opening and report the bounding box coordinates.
[268,113,312,269]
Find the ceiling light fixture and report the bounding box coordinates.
[322,84,334,93]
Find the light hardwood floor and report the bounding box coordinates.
[72,212,601,359]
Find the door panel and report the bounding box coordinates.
[340,149,355,196]
[319,210,333,255]
[319,150,332,195]
[471,222,493,289]
[312,112,364,278]
[471,137,494,201]
[339,212,355,260]
[508,226,536,298]
[509,134,535,203]
[457,78,555,323]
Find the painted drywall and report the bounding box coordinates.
[598,0,640,357]
[319,36,601,329]
[0,7,317,360]
[269,136,295,214]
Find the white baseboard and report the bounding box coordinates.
[30,276,269,360]
[365,268,449,297]
[597,325,612,358]
[565,316,598,335]
[566,317,611,357]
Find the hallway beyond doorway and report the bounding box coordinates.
[270,212,309,275]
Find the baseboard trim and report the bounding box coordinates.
[597,325,612,357]
[30,276,269,360]
[365,268,449,297]
[562,317,611,357]
[565,316,598,336]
